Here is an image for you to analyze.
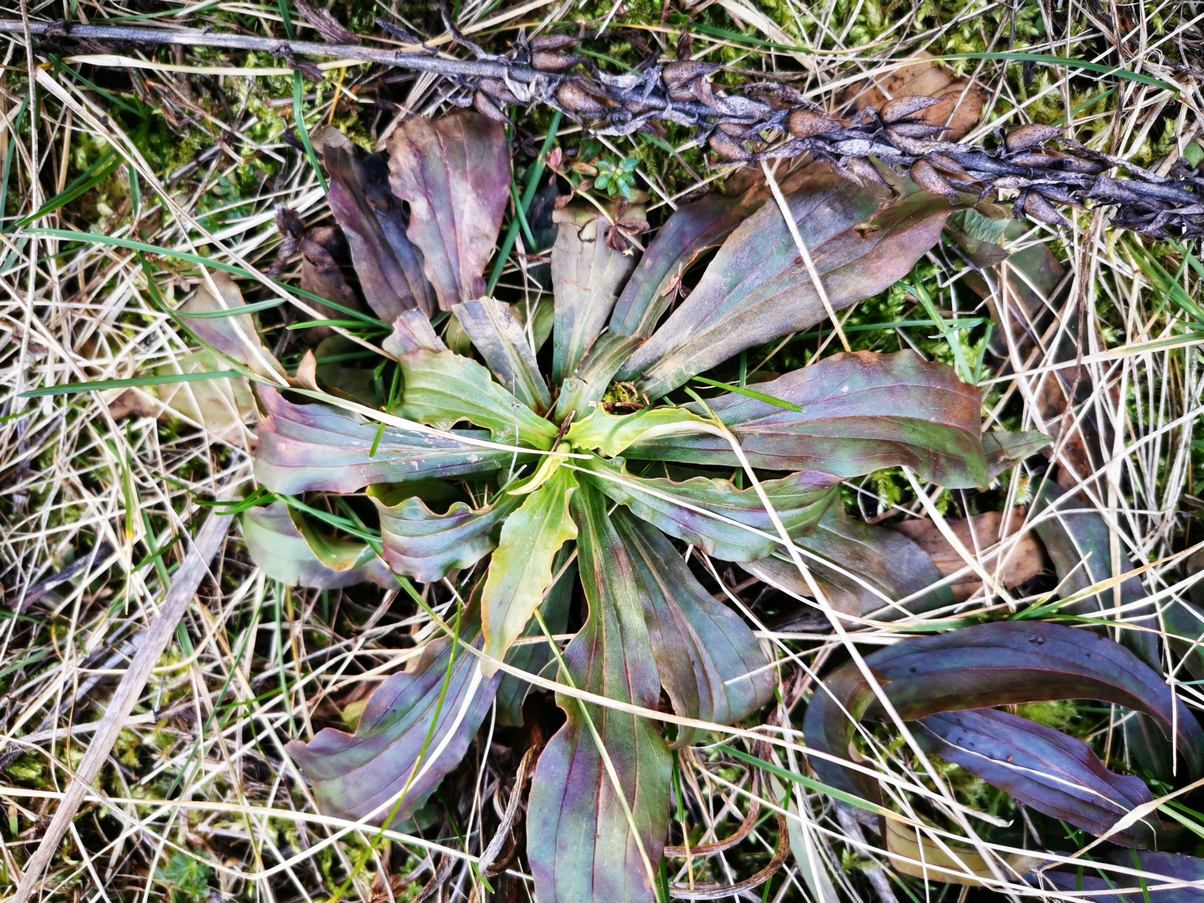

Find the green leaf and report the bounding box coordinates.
[452,298,553,413]
[690,375,803,411]
[617,173,952,398]
[480,468,579,672]
[612,509,774,744]
[580,457,839,562]
[371,487,524,584]
[386,111,510,310]
[628,350,988,489]
[937,50,1179,93]
[566,406,710,458]
[396,348,559,448]
[982,430,1050,479]
[553,331,644,420]
[528,484,671,903]
[551,204,642,384]
[254,387,519,494]
[494,558,575,727]
[241,501,392,589]
[21,368,243,398]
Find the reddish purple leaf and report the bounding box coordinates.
[325,144,436,320]
[804,621,1204,812]
[609,191,761,340]
[386,112,509,310]
[371,489,522,584]
[617,172,951,398]
[528,485,671,903]
[1037,851,1204,901]
[612,509,774,746]
[288,612,499,825]
[1033,483,1158,662]
[745,505,953,620]
[298,226,360,337]
[1033,483,1167,778]
[916,708,1160,847]
[628,350,988,489]
[254,387,517,494]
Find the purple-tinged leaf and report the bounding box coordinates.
[745,506,953,620]
[612,509,774,745]
[325,143,436,319]
[371,487,522,584]
[1032,483,1168,778]
[609,191,761,340]
[382,308,447,357]
[1037,851,1204,901]
[287,609,498,825]
[480,468,578,673]
[395,348,559,448]
[254,387,517,494]
[452,298,552,413]
[580,457,839,562]
[528,485,671,903]
[616,172,951,398]
[298,226,360,339]
[241,501,392,589]
[551,204,642,384]
[628,351,988,489]
[803,621,1204,811]
[386,112,509,310]
[916,708,1159,848]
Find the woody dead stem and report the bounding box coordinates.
[2,18,1201,239]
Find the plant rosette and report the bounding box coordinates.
[212,110,1059,901]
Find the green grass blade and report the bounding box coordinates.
[22,370,242,398]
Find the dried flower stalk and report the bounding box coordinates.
[5,19,1201,238]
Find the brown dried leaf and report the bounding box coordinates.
[890,508,1047,602]
[845,52,986,140]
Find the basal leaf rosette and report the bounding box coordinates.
[239,111,995,901]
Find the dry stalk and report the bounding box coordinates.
[3,19,1202,238]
